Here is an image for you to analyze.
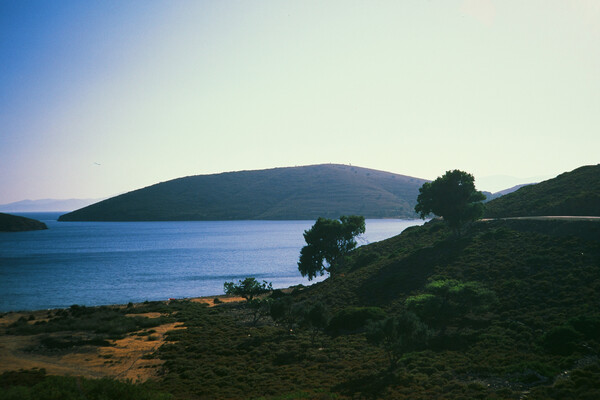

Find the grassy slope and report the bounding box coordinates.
[3,219,599,399]
[0,213,47,232]
[58,164,427,221]
[146,219,599,399]
[484,164,600,218]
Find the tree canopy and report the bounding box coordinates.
[298,215,366,280]
[414,170,485,233]
[223,277,273,301]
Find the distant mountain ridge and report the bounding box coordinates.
[484,164,600,217]
[0,198,104,212]
[58,164,429,221]
[483,183,535,202]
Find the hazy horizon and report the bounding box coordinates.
[2,1,598,204]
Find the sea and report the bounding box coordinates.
[0,213,424,312]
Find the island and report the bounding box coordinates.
[0,213,48,232]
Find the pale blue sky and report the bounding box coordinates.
[1,0,598,203]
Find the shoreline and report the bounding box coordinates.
[0,293,247,316]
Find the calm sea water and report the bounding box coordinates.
[0,213,423,312]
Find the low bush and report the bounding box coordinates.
[327,306,386,334]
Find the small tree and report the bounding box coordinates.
[366,312,432,370]
[224,277,273,325]
[298,215,366,280]
[247,298,273,326]
[301,302,329,344]
[415,170,485,235]
[223,277,273,301]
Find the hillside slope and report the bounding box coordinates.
[58,164,428,221]
[484,164,600,217]
[0,213,48,232]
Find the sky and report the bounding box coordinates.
[1,0,599,204]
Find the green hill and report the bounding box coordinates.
[484,164,600,217]
[58,164,428,221]
[0,213,47,232]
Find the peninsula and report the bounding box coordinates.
[0,213,47,232]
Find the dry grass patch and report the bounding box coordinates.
[0,309,184,383]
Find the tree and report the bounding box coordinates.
[366,312,432,370]
[414,170,485,234]
[223,277,273,301]
[405,279,496,333]
[224,277,273,325]
[298,215,366,280]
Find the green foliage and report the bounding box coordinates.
[269,296,309,331]
[366,313,432,369]
[541,325,581,355]
[415,170,485,234]
[0,369,171,400]
[540,315,600,356]
[298,215,366,280]
[223,277,273,301]
[405,279,496,331]
[484,164,600,217]
[327,306,386,334]
[247,298,273,326]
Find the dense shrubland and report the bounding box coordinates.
[3,218,599,399]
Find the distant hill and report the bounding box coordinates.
[0,213,48,232]
[0,198,104,212]
[483,183,534,202]
[484,164,600,218]
[58,164,428,221]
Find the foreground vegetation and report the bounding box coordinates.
[2,217,599,399]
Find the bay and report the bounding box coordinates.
[0,213,423,312]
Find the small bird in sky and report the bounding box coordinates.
[94,162,101,166]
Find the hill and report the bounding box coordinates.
[483,183,534,202]
[0,213,48,232]
[484,164,600,217]
[58,164,428,221]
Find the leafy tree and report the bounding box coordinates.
[415,170,485,234]
[223,277,273,301]
[247,298,273,326]
[223,278,274,326]
[301,302,330,344]
[366,312,432,370]
[298,215,366,280]
[405,279,496,332]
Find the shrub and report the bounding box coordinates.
[542,325,581,355]
[327,307,386,334]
